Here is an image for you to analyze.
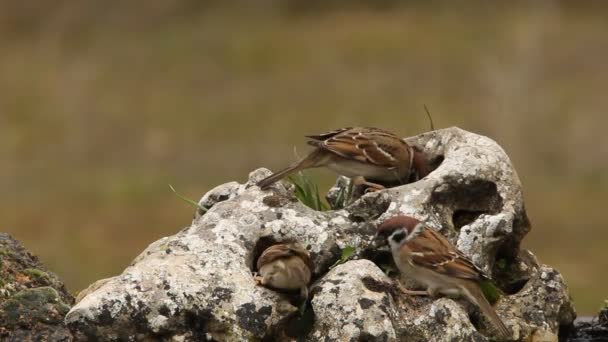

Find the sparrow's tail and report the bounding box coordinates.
[257,150,323,189]
[465,283,510,340]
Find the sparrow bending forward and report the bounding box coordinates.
[254,243,313,301]
[257,127,430,191]
[376,216,510,339]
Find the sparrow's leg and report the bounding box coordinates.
[300,286,309,301]
[436,287,462,299]
[352,176,385,192]
[299,286,309,315]
[398,283,428,296]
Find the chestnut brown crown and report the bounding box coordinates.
[376,215,421,237]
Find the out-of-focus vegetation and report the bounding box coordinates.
[1,1,606,314]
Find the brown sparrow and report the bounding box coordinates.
[254,243,313,300]
[376,216,510,339]
[257,127,430,190]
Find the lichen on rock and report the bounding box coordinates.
[65,127,577,341]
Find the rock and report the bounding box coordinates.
[0,233,74,341]
[66,127,576,341]
[307,260,398,342]
[561,302,608,342]
[397,298,486,341]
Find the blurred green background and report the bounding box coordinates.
[1,1,606,314]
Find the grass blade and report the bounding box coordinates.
[169,184,206,212]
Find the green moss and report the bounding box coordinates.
[0,287,71,327]
[23,268,52,285]
[0,248,18,259]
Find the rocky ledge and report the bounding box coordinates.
[1,128,607,341]
[63,127,579,341]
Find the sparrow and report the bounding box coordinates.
[254,243,313,301]
[257,127,430,191]
[376,216,510,339]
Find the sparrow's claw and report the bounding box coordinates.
[353,176,386,192]
[253,273,265,286]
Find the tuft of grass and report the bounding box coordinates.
[330,246,356,269]
[169,184,207,213]
[287,171,330,211]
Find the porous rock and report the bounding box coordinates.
[0,233,74,341]
[66,127,576,341]
[307,260,398,342]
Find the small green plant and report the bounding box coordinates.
[287,171,330,211]
[329,246,356,269]
[169,184,207,213]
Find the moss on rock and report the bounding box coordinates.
[0,233,74,341]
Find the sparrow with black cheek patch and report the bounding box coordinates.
[254,243,313,300]
[376,216,510,339]
[257,127,430,191]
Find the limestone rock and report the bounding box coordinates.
[307,260,398,342]
[66,127,576,341]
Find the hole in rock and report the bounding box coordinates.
[491,243,531,295]
[435,179,503,213]
[249,236,279,272]
[452,210,486,230]
[407,147,444,184]
[432,178,503,231]
[361,248,399,279]
[263,304,315,340]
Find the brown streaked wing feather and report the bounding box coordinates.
[256,244,293,270]
[407,227,483,281]
[287,244,314,272]
[256,243,313,272]
[321,129,401,167]
[306,127,352,141]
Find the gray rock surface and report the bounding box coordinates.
[0,233,74,342]
[307,260,398,342]
[66,127,576,341]
[563,303,608,342]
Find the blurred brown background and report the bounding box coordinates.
[1,1,606,314]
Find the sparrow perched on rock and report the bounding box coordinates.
[254,243,313,300]
[257,127,430,191]
[376,216,510,339]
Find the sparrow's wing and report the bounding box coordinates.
[256,244,313,272]
[287,244,314,272]
[306,127,352,141]
[406,227,485,281]
[314,127,409,168]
